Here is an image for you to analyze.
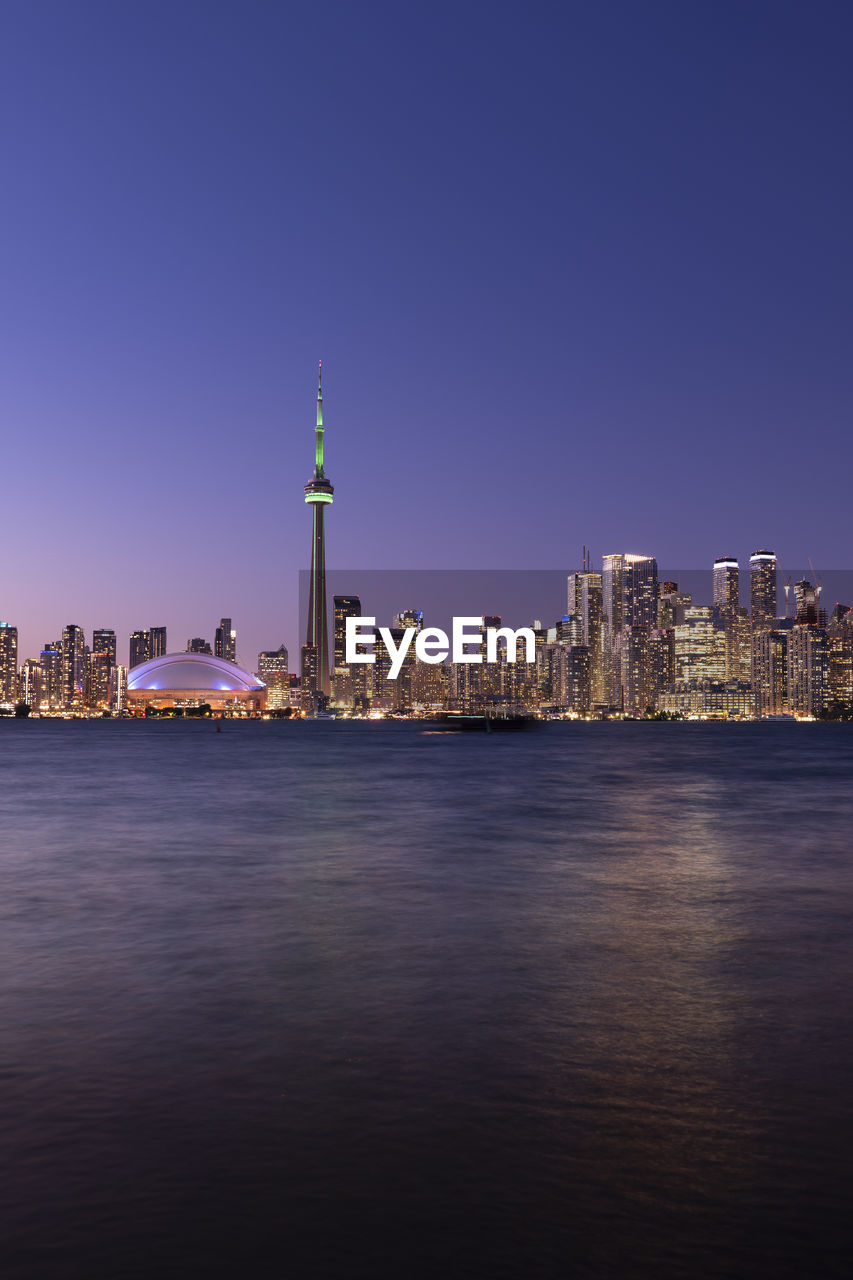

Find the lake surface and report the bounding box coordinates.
[1,721,852,1278]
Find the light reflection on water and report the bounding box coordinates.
[1,720,852,1278]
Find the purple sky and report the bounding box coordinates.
[2,1,852,668]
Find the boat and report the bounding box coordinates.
[424,711,534,733]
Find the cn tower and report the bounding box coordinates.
[304,362,334,696]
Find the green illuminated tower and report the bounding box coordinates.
[304,362,334,697]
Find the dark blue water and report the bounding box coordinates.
[1,721,852,1279]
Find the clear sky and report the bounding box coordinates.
[2,1,851,666]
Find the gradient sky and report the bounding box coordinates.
[2,1,852,667]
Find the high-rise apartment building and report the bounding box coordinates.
[149,626,167,659]
[0,623,18,702]
[40,642,63,709]
[61,624,86,707]
[749,550,778,631]
[129,630,149,670]
[567,570,603,702]
[788,625,828,717]
[130,627,166,670]
[214,619,236,664]
[602,554,658,705]
[713,557,740,679]
[187,637,212,654]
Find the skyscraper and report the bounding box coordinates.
[214,619,236,663]
[713,557,739,679]
[601,554,658,705]
[0,623,18,703]
[750,551,778,631]
[62,624,86,707]
[333,595,362,706]
[149,626,167,660]
[567,569,603,702]
[304,363,334,699]
[257,645,289,709]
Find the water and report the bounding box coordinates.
[1,720,852,1279]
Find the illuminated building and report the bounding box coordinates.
[40,642,63,709]
[20,658,43,710]
[713,556,740,679]
[130,627,167,670]
[749,550,778,632]
[567,569,603,701]
[129,630,149,670]
[88,629,116,709]
[304,363,334,699]
[300,644,318,713]
[660,680,754,719]
[602,554,658,704]
[187,637,212,654]
[788,626,828,717]
[562,645,591,714]
[793,580,820,626]
[673,607,726,684]
[657,589,692,629]
[87,653,112,709]
[110,665,127,713]
[62,624,86,707]
[257,645,289,709]
[333,595,362,706]
[93,629,117,667]
[826,618,853,711]
[0,623,18,703]
[150,627,167,659]
[214,619,236,664]
[126,653,265,713]
[752,628,790,716]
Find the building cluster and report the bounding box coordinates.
[312,553,853,720]
[0,615,288,716]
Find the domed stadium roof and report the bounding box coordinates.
[127,653,265,693]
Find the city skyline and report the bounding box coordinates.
[3,4,853,671]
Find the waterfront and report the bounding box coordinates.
[1,721,852,1278]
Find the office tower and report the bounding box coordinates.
[129,630,149,669]
[602,554,658,704]
[673,607,727,684]
[713,556,740,679]
[214,619,236,664]
[752,629,790,717]
[0,623,18,702]
[40,642,63,709]
[187,637,212,654]
[749,550,778,631]
[62,624,86,707]
[333,595,365,708]
[257,645,289,709]
[304,363,334,698]
[149,626,167,659]
[788,626,828,717]
[793,580,819,626]
[567,569,603,702]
